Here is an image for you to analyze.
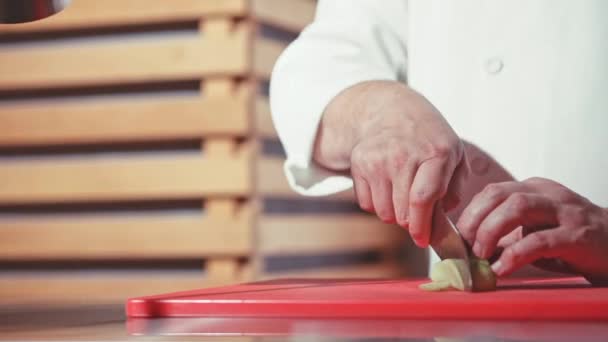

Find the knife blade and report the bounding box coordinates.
[430,203,473,291]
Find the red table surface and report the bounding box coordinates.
[126,277,608,320]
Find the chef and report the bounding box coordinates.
[270,0,608,283]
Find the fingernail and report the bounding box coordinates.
[473,242,483,257]
[491,260,503,275]
[412,235,427,248]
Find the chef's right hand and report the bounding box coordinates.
[346,81,469,247]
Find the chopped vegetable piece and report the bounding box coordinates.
[418,280,452,291]
[419,258,496,292]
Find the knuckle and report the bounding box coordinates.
[350,146,369,170]
[554,187,578,203]
[433,138,462,160]
[483,183,505,201]
[433,142,452,159]
[354,158,380,178]
[529,233,551,250]
[524,176,546,184]
[387,141,405,158]
[366,158,386,176]
[388,149,409,173]
[393,155,409,174]
[351,165,364,179]
[350,145,363,162]
[572,225,597,244]
[469,191,485,206]
[567,206,590,225]
[410,187,440,207]
[507,193,529,215]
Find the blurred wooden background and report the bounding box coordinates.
[0,0,416,306]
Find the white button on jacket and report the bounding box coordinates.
[270,0,608,211]
[484,57,504,75]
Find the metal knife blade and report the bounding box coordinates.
[430,203,473,291]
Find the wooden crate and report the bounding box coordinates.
[0,0,263,305]
[0,0,409,305]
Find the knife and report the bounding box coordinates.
[430,203,473,291]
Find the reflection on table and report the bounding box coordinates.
[2,304,608,341]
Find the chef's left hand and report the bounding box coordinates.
[457,177,608,283]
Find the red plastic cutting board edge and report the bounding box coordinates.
[126,277,608,320]
[126,317,608,340]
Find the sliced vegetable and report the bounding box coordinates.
[418,280,452,292]
[419,258,496,292]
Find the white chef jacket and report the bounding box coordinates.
[271,0,608,269]
[271,0,608,209]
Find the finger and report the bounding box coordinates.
[497,225,556,252]
[392,163,417,228]
[497,226,524,248]
[456,181,526,245]
[409,158,451,247]
[490,226,525,264]
[491,227,568,277]
[474,194,557,259]
[498,225,555,247]
[370,179,396,223]
[353,176,374,213]
[443,156,471,211]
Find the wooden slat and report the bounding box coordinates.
[0,96,249,147]
[258,157,355,200]
[256,96,277,138]
[0,0,248,33]
[207,259,245,281]
[0,155,250,204]
[0,34,248,91]
[262,263,406,280]
[0,213,251,260]
[0,272,218,306]
[254,37,287,79]
[259,214,406,254]
[252,0,316,32]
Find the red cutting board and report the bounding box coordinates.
[126,277,608,320]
